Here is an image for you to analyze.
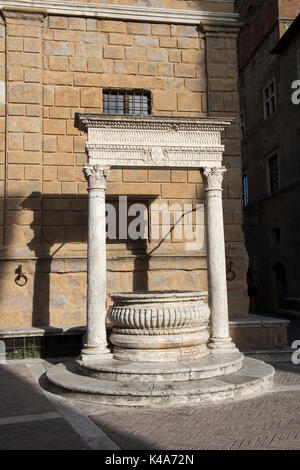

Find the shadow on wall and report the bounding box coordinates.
[3,191,149,328]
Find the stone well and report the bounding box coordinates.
[45,114,275,406]
[109,291,210,362]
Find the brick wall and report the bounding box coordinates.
[0,6,248,328]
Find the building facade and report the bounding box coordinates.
[236,0,300,315]
[0,0,288,357]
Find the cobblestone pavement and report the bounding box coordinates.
[1,360,300,450]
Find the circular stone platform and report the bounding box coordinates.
[46,357,275,407]
[76,352,244,383]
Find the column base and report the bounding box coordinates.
[208,337,239,354]
[80,344,113,363]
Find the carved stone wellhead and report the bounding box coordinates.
[109,292,211,362]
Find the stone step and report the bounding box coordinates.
[76,352,244,383]
[46,358,275,407]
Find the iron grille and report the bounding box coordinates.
[103,89,151,115]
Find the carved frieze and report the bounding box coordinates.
[75,114,232,169]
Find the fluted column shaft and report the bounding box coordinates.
[80,164,112,361]
[202,167,238,354]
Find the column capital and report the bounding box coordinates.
[202,166,226,192]
[83,164,110,191]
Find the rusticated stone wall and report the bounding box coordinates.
[0,2,248,329]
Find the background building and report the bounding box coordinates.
[236,0,300,316]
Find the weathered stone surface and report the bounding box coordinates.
[46,357,274,406]
[109,291,210,362]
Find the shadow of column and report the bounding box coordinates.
[25,192,52,327]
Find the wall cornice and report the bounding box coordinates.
[1,0,239,26]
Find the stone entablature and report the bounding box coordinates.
[76,114,231,168]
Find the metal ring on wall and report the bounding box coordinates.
[15,265,28,287]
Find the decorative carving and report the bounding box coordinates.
[76,114,232,169]
[108,291,211,362]
[150,147,169,165]
[202,167,227,191]
[109,292,210,332]
[83,164,110,190]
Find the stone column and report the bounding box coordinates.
[80,164,112,362]
[202,167,238,354]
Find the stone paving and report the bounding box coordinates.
[0,359,300,450]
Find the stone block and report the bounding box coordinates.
[73,136,86,153]
[43,153,74,166]
[7,151,41,165]
[159,37,177,48]
[58,167,76,182]
[114,61,138,75]
[134,36,159,48]
[125,47,146,61]
[24,38,41,53]
[24,165,41,181]
[152,24,170,36]
[69,57,87,72]
[8,134,23,151]
[48,16,68,30]
[24,134,41,151]
[168,50,181,63]
[127,23,151,35]
[80,88,101,108]
[138,62,157,76]
[49,56,68,71]
[69,17,86,31]
[171,25,198,38]
[157,63,173,76]
[182,50,205,64]
[174,64,195,78]
[7,36,23,52]
[24,69,41,83]
[162,183,196,199]
[43,166,57,181]
[109,33,132,46]
[44,71,73,86]
[146,48,168,63]
[8,83,41,104]
[7,164,24,180]
[171,170,187,183]
[107,183,160,196]
[43,119,66,135]
[57,136,73,153]
[8,116,41,133]
[123,170,147,183]
[103,46,124,60]
[153,90,177,111]
[178,92,202,112]
[100,21,127,34]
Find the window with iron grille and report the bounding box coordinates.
[263,79,276,119]
[268,154,280,193]
[103,89,151,115]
